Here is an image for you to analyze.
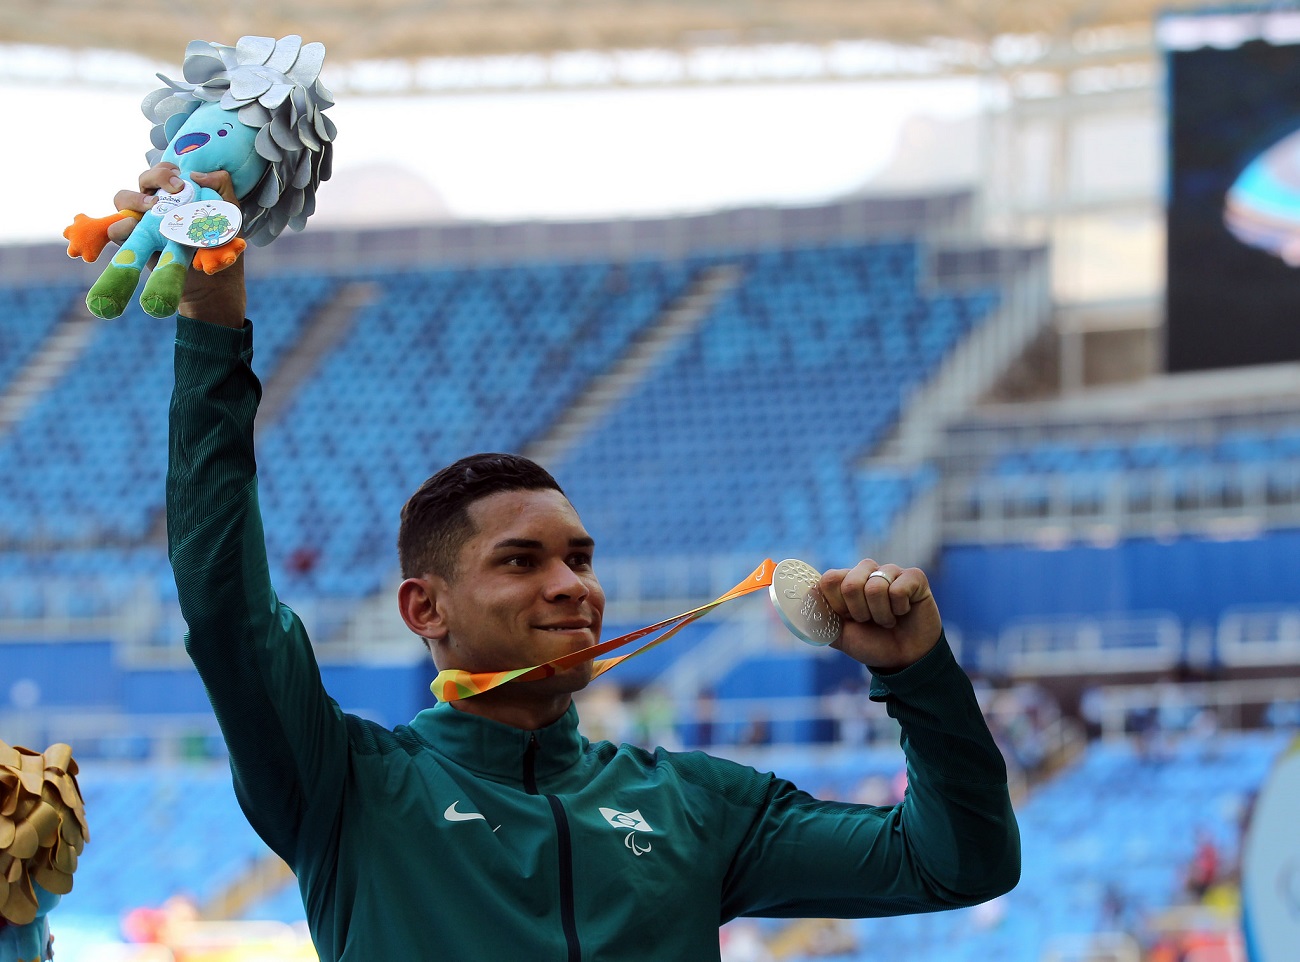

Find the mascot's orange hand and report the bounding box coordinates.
[63,211,142,262]
[192,238,247,275]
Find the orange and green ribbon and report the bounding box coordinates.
[431,558,776,702]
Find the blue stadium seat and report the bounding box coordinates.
[71,763,280,916]
[0,282,81,394]
[556,241,999,565]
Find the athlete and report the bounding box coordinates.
[117,163,1020,961]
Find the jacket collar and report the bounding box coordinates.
[408,700,586,786]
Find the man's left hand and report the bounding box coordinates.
[819,560,942,671]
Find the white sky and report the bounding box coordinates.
[5,77,982,244]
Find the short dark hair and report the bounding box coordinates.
[398,452,565,582]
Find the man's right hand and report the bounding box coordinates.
[112,164,247,328]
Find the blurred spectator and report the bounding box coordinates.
[891,767,909,803]
[739,716,771,747]
[1265,697,1300,730]
[287,546,319,577]
[1188,706,1220,739]
[970,893,1007,932]
[1184,829,1220,902]
[1079,684,1104,740]
[851,773,900,807]
[692,688,717,749]
[825,676,871,744]
[123,894,199,944]
[719,920,773,962]
[986,682,1055,777]
[803,918,859,956]
[630,685,679,751]
[574,682,633,745]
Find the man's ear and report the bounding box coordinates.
[397,576,448,644]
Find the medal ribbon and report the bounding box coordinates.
[431,558,776,703]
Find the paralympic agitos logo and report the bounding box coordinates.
[600,807,654,856]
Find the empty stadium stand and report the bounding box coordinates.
[3,195,1298,962]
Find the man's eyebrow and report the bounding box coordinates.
[492,538,543,550]
[491,536,595,550]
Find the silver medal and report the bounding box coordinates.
[769,559,842,647]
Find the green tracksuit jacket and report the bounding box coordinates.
[167,315,1020,961]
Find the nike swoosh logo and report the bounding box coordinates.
[444,801,487,823]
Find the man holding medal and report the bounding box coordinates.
[117,164,1019,961]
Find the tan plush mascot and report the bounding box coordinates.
[1,741,89,962]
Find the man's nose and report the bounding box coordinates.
[543,560,588,601]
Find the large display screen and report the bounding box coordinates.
[1163,11,1300,371]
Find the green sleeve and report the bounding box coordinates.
[721,634,1020,919]
[167,315,349,867]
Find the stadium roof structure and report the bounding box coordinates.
[0,0,1234,93]
[0,0,1223,60]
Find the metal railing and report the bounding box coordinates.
[1216,605,1300,668]
[996,612,1185,676]
[1,191,975,283]
[942,460,1300,545]
[1092,676,1300,740]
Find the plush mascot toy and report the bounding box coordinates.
[1,740,89,962]
[64,35,335,319]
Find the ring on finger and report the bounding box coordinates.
[867,569,894,585]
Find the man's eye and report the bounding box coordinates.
[504,556,533,567]
[568,553,593,568]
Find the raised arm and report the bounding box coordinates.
[124,165,349,863]
[721,559,1020,919]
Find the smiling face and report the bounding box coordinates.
[425,488,606,718]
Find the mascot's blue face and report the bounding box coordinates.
[160,101,264,198]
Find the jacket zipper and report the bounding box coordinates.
[523,733,540,794]
[524,734,581,962]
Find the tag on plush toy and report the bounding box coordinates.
[151,180,197,213]
[159,201,243,248]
